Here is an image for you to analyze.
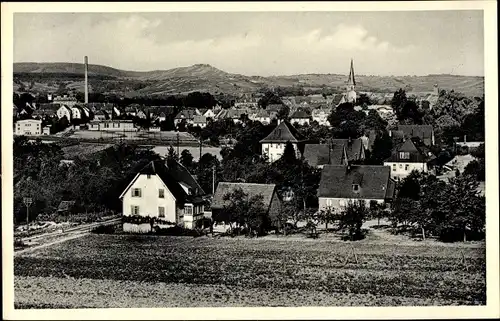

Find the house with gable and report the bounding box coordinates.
[260,120,306,162]
[249,109,271,125]
[303,138,366,168]
[318,164,396,212]
[311,106,331,126]
[392,125,435,147]
[289,109,311,126]
[119,159,206,230]
[174,109,197,127]
[211,182,282,229]
[56,105,73,121]
[383,137,436,180]
[193,115,208,128]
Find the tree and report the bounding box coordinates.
[276,105,290,120]
[366,130,392,165]
[219,188,268,236]
[180,149,194,170]
[258,90,282,108]
[318,206,337,232]
[280,141,296,164]
[391,89,407,118]
[363,110,387,132]
[338,201,368,241]
[166,146,178,163]
[355,93,372,106]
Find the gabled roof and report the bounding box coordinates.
[396,125,434,141]
[193,115,207,123]
[331,138,364,162]
[318,165,394,200]
[303,144,332,167]
[259,121,305,143]
[211,182,277,211]
[218,108,248,119]
[384,138,435,163]
[119,159,205,204]
[175,109,197,120]
[252,109,270,118]
[290,109,310,119]
[266,104,284,112]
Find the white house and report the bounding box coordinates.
[260,120,305,162]
[119,160,206,230]
[289,109,311,126]
[311,107,331,126]
[249,109,271,125]
[15,119,42,136]
[71,106,83,120]
[42,125,51,135]
[57,105,73,120]
[383,138,436,180]
[203,109,217,119]
[88,120,137,131]
[53,95,78,107]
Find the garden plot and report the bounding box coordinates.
[14,234,486,308]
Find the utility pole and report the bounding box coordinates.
[23,197,32,226]
[212,164,216,195]
[199,139,203,160]
[176,133,180,160]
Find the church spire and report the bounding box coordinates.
[347,58,356,87]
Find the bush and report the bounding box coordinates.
[91,224,116,234]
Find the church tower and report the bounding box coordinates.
[346,59,357,103]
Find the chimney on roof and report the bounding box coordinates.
[84,56,89,104]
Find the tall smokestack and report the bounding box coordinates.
[84,56,89,104]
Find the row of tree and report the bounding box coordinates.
[391,171,485,242]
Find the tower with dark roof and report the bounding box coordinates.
[346,59,357,104]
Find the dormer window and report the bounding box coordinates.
[399,152,410,159]
[352,184,360,192]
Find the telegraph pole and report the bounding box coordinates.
[199,139,203,160]
[212,165,216,195]
[23,197,32,226]
[176,133,180,160]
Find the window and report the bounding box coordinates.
[353,184,360,192]
[326,199,333,207]
[392,164,396,172]
[184,206,193,215]
[405,164,409,171]
[131,205,140,215]
[131,188,142,197]
[158,207,165,217]
[399,164,403,169]
[399,152,410,160]
[158,189,165,198]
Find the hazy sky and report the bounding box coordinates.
[13,11,484,76]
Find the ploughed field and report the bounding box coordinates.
[14,234,486,308]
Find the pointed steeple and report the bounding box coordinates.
[347,58,356,87]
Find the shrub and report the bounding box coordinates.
[91,224,116,234]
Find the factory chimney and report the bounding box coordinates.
[84,56,89,104]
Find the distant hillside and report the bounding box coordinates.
[13,62,485,97]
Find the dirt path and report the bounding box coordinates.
[15,232,89,256]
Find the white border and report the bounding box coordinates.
[2,1,498,320]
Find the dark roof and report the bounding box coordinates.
[303,139,364,167]
[259,121,305,143]
[318,165,394,200]
[331,139,364,162]
[266,104,284,112]
[175,109,197,120]
[384,138,435,163]
[120,159,205,205]
[57,200,76,212]
[396,125,434,143]
[303,144,332,167]
[211,182,277,211]
[290,109,310,119]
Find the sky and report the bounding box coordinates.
[13,11,484,77]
